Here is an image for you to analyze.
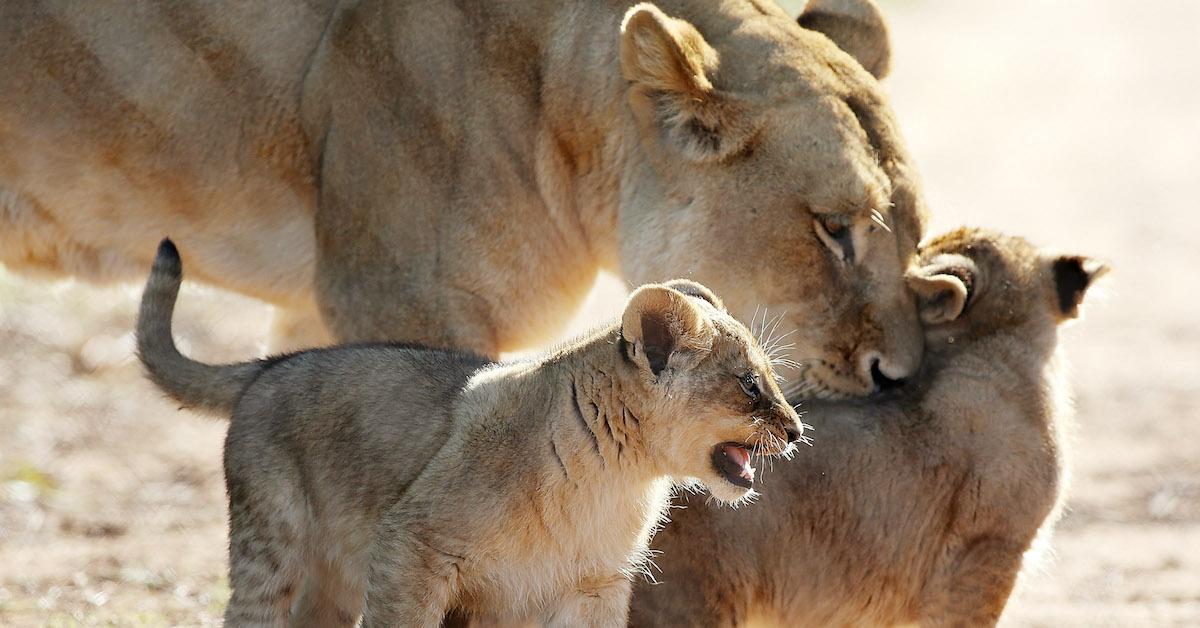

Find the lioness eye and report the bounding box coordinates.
[739,373,760,400]
[820,216,846,239]
[814,215,855,263]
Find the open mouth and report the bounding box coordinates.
[711,442,755,489]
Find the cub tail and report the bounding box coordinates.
[136,238,268,416]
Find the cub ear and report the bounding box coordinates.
[661,279,726,312]
[622,284,715,378]
[1050,255,1109,319]
[798,0,892,80]
[620,3,756,162]
[906,255,974,325]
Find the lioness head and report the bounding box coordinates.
[619,280,803,503]
[616,0,926,400]
[906,228,1108,351]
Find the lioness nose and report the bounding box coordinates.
[784,425,803,444]
[865,355,906,393]
[869,359,906,392]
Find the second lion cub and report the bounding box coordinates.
[630,227,1108,627]
[135,240,802,627]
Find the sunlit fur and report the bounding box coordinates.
[1,0,926,390]
[629,228,1108,627]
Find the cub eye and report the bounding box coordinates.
[738,373,761,400]
[814,215,855,264]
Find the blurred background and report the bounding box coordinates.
[2,0,1198,624]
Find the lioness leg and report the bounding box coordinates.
[628,571,739,628]
[313,126,502,357]
[268,298,333,353]
[315,250,501,357]
[920,537,1026,627]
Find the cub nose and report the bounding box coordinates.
[784,425,804,444]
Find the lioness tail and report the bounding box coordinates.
[136,239,267,416]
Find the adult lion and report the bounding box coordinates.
[0,0,927,397]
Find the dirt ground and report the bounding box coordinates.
[2,0,1198,625]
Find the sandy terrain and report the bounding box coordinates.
[2,0,1198,625]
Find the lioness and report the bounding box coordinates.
[628,228,1108,627]
[1,0,926,397]
[136,239,803,626]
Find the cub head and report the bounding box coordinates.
[905,228,1108,352]
[617,0,926,400]
[620,280,804,504]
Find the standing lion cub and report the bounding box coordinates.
[135,239,802,627]
[630,227,1108,627]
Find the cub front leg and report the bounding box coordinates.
[545,575,633,628]
[362,526,461,628]
[920,536,1027,627]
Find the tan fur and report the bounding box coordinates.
[1,0,926,397]
[134,242,803,626]
[628,228,1108,627]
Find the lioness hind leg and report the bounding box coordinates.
[0,187,138,282]
[920,537,1026,627]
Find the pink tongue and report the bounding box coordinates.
[723,444,755,482]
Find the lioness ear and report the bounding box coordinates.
[1050,255,1109,319]
[661,279,726,312]
[798,0,892,80]
[906,257,973,325]
[622,284,715,378]
[620,3,756,161]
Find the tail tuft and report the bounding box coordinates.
[155,238,182,278]
[136,238,266,416]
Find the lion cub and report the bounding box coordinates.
[135,240,802,627]
[629,228,1107,627]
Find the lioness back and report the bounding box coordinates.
[0,0,325,298]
